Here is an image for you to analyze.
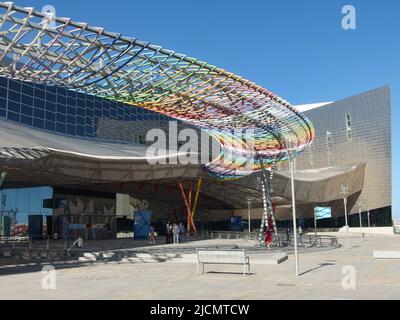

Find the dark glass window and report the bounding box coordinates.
[46,85,57,94]
[21,104,33,116]
[66,124,76,135]
[33,118,45,129]
[0,97,7,110]
[46,101,56,112]
[67,106,77,116]
[21,94,33,106]
[67,97,76,106]
[34,108,45,119]
[34,88,45,100]
[8,90,21,102]
[57,95,66,105]
[8,111,20,122]
[9,80,21,93]
[77,107,85,117]
[77,116,85,126]
[21,115,33,126]
[57,103,66,114]
[8,100,20,113]
[77,125,85,137]
[0,77,8,88]
[55,122,65,133]
[22,83,34,96]
[0,86,8,98]
[45,111,56,122]
[67,114,76,124]
[34,98,45,109]
[45,121,56,131]
[56,113,66,123]
[46,92,56,103]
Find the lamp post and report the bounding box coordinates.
[246,198,252,240]
[340,185,349,250]
[286,140,299,276]
[367,209,371,234]
[357,201,364,238]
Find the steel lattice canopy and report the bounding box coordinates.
[0,2,314,179]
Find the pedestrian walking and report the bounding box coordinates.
[179,222,185,243]
[148,224,156,244]
[173,222,180,244]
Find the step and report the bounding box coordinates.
[373,251,400,259]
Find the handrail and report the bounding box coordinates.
[66,237,83,256]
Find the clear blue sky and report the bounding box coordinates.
[16,0,400,218]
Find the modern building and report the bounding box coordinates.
[237,86,392,228]
[0,76,392,237]
[0,3,392,239]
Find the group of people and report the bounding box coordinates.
[165,221,186,244]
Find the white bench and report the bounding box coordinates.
[196,249,250,276]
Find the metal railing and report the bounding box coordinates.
[209,230,339,248]
[210,231,258,241]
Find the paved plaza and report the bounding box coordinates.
[0,233,399,300]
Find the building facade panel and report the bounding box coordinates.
[295,86,391,215]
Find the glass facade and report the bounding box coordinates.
[0,76,171,143]
[0,186,53,225]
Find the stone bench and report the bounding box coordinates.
[196,249,250,276]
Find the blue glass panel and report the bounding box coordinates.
[57,95,66,105]
[0,76,8,88]
[9,80,21,93]
[33,118,45,129]
[67,97,76,106]
[46,101,56,112]
[8,100,20,113]
[77,107,85,117]
[76,125,85,137]
[66,124,76,135]
[21,94,33,106]
[67,114,75,124]
[55,122,66,133]
[34,108,45,119]
[45,111,55,122]
[34,98,45,109]
[77,116,85,125]
[56,113,66,123]
[34,88,45,100]
[67,106,76,116]
[21,115,32,126]
[0,86,8,98]
[21,104,33,116]
[8,90,21,102]
[46,92,56,103]
[57,103,66,114]
[0,97,7,110]
[45,121,55,131]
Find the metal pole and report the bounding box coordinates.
[367,210,371,234]
[289,151,299,276]
[341,185,349,250]
[247,199,251,240]
[314,210,317,237]
[358,207,363,237]
[344,195,349,250]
